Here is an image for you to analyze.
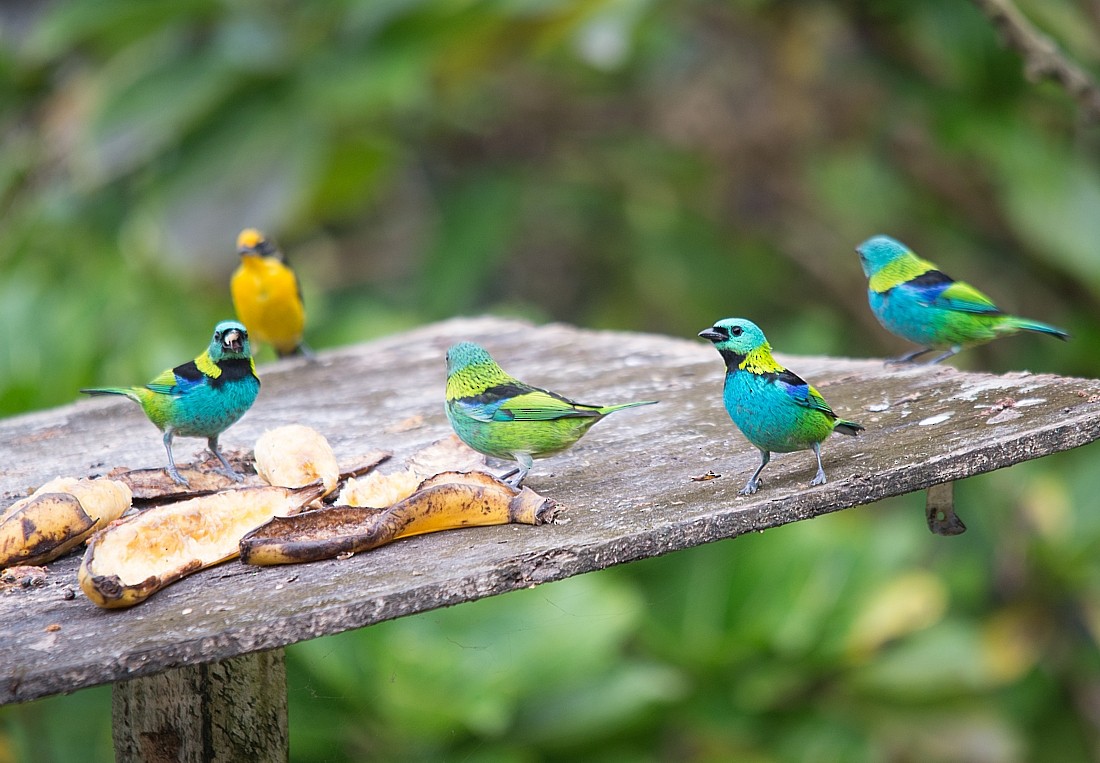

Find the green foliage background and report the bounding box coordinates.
[2,0,1100,760]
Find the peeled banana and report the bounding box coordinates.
[254,424,340,496]
[0,477,132,569]
[241,471,560,566]
[337,468,422,508]
[338,435,487,508]
[79,483,323,609]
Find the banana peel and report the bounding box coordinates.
[241,471,560,566]
[79,483,323,609]
[0,478,132,569]
[405,434,488,479]
[112,463,258,503]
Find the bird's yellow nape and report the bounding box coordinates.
[237,228,266,252]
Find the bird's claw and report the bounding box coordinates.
[210,445,243,482]
[222,467,245,483]
[738,480,760,496]
[498,466,526,487]
[166,467,190,488]
[810,473,827,487]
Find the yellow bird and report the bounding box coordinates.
[230,228,310,358]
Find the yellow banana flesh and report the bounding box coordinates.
[254,424,340,497]
[79,483,323,609]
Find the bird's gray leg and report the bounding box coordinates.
[504,452,534,487]
[740,450,770,495]
[925,345,961,365]
[886,347,936,365]
[810,442,827,486]
[163,430,189,487]
[208,435,243,482]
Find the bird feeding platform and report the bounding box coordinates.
[1,316,1098,761]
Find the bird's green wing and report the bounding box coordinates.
[928,280,1001,314]
[802,384,837,417]
[496,389,599,421]
[144,361,205,396]
[776,370,836,418]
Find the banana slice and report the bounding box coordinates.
[0,478,132,569]
[254,425,340,496]
[337,468,422,508]
[337,436,488,508]
[241,471,559,566]
[79,483,323,609]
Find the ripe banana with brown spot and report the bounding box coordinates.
[241,471,560,566]
[80,483,323,609]
[0,478,131,569]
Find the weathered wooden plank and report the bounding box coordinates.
[0,317,1098,706]
[112,648,287,763]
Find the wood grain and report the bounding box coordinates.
[1,317,1098,705]
[112,649,287,763]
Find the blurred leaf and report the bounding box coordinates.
[81,38,243,184]
[845,570,949,660]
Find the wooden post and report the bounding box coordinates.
[112,648,288,763]
[926,481,965,536]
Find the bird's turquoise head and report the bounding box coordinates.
[446,341,495,376]
[209,320,252,361]
[699,318,768,355]
[446,342,512,400]
[855,235,910,278]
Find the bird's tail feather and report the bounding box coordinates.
[1005,317,1069,341]
[834,419,864,436]
[81,387,140,402]
[596,400,659,416]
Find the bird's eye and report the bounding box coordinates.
[730,326,743,337]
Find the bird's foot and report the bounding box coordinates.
[497,466,527,487]
[923,349,959,365]
[810,470,827,487]
[210,448,244,482]
[886,348,936,366]
[166,466,190,487]
[220,466,245,483]
[738,479,760,496]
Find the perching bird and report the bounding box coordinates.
[856,235,1068,364]
[81,321,260,486]
[699,318,863,495]
[231,228,310,358]
[445,341,657,486]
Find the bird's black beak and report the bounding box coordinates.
[698,328,724,343]
[223,329,244,353]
